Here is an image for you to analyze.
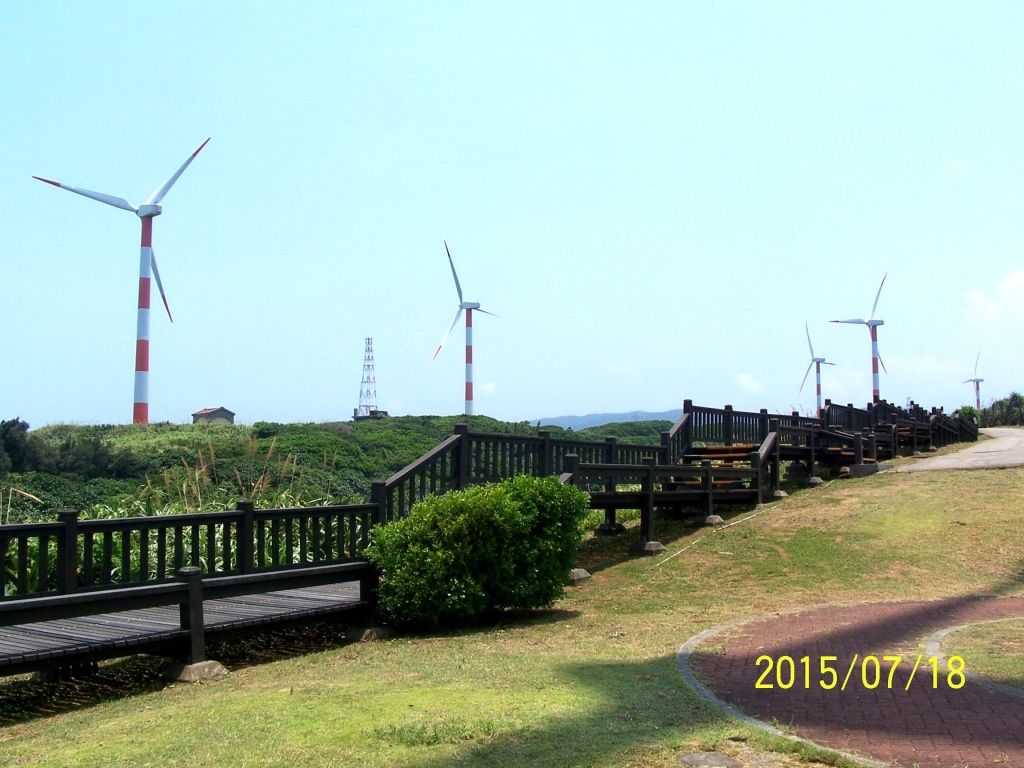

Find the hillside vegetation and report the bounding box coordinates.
[0,416,672,524]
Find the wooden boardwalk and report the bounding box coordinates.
[0,580,362,675]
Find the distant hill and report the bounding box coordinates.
[537,409,682,431]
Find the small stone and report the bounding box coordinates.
[568,568,591,586]
[704,515,725,526]
[677,752,743,768]
[595,521,626,536]
[348,625,395,642]
[772,489,788,498]
[162,660,228,683]
[912,451,926,457]
[839,466,851,477]
[805,476,824,486]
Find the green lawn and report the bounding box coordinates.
[2,464,1022,767]
[944,617,1024,691]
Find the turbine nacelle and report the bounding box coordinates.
[137,204,162,218]
[461,302,481,310]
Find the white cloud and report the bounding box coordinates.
[966,269,1024,328]
[478,381,497,395]
[736,373,761,393]
[938,159,978,180]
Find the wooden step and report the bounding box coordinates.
[692,445,757,453]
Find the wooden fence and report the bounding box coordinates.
[1,501,374,601]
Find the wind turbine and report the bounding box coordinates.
[964,352,984,412]
[799,322,835,416]
[831,274,888,404]
[34,139,210,424]
[433,241,496,415]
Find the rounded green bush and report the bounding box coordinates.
[366,476,590,627]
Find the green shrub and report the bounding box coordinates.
[366,476,590,627]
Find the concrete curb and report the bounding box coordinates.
[925,617,1024,703]
[676,620,892,768]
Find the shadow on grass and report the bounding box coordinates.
[374,653,845,768]
[0,608,585,728]
[0,617,363,726]
[578,505,758,575]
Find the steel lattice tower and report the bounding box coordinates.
[356,337,377,418]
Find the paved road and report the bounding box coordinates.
[900,427,1024,471]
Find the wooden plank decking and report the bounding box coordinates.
[0,581,363,675]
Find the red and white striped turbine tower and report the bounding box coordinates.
[34,139,209,424]
[799,322,835,417]
[964,351,984,412]
[831,274,888,404]
[433,241,496,415]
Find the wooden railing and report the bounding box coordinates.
[1,501,375,600]
[2,398,980,601]
[370,424,667,521]
[680,400,772,446]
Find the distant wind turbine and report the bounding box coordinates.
[799,322,835,416]
[831,274,888,404]
[34,139,210,424]
[433,242,497,415]
[964,352,984,412]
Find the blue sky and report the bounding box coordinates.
[2,2,1022,426]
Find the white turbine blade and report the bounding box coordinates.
[150,251,173,323]
[823,361,836,366]
[877,349,888,374]
[145,138,210,205]
[33,176,137,212]
[805,321,815,358]
[831,318,866,324]
[799,361,814,393]
[869,273,887,320]
[974,351,981,378]
[433,307,463,360]
[475,308,499,318]
[443,241,463,303]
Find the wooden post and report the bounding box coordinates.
[359,566,378,607]
[808,425,817,482]
[854,433,864,465]
[723,405,734,446]
[660,431,670,465]
[768,418,780,493]
[749,451,762,506]
[846,404,855,431]
[759,409,769,441]
[177,567,206,664]
[561,452,580,480]
[539,429,552,476]
[867,430,877,462]
[683,400,693,446]
[605,436,617,465]
[236,499,255,575]
[370,481,386,525]
[455,423,470,488]
[57,508,78,595]
[632,457,663,554]
[701,459,714,518]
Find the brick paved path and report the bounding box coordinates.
[690,596,1024,768]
